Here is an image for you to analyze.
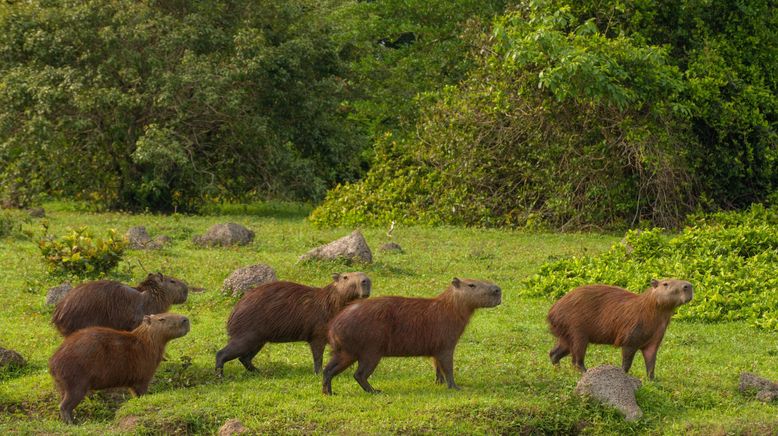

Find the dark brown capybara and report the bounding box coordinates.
[52,273,188,336]
[48,313,190,424]
[322,278,502,395]
[215,272,372,376]
[547,278,693,380]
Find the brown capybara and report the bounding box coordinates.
[215,272,372,376]
[48,313,190,424]
[322,278,502,395]
[547,279,693,380]
[52,273,188,336]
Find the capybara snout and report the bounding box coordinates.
[453,278,502,307]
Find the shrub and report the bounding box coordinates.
[0,209,29,238]
[522,205,778,331]
[38,227,126,278]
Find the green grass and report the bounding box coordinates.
[1,203,776,434]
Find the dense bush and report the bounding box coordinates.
[522,205,778,331]
[0,0,365,211]
[0,209,28,238]
[312,0,777,229]
[38,227,126,277]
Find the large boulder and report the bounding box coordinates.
[574,365,643,421]
[193,223,254,247]
[45,282,73,306]
[126,226,171,250]
[223,264,278,297]
[0,347,26,369]
[218,419,249,436]
[299,230,372,264]
[739,372,778,403]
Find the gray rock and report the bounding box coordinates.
[126,226,171,250]
[379,242,404,253]
[218,418,249,435]
[739,372,778,403]
[0,347,26,369]
[223,264,278,298]
[46,282,73,306]
[193,223,254,247]
[300,230,372,264]
[574,365,643,421]
[28,207,45,218]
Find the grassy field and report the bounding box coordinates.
[1,203,776,435]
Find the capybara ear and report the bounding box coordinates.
[332,273,341,282]
[651,279,659,288]
[452,277,461,288]
[143,315,152,325]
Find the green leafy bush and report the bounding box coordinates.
[523,205,778,331]
[0,209,29,238]
[38,227,126,278]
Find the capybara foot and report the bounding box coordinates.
[60,409,74,425]
[448,384,461,391]
[215,367,224,378]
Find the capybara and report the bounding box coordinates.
[547,279,693,380]
[215,272,372,376]
[48,313,190,424]
[322,278,502,395]
[52,273,189,336]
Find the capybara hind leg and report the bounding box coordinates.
[354,355,382,393]
[570,339,588,372]
[621,346,638,373]
[309,338,327,374]
[238,342,265,373]
[322,352,357,395]
[59,385,87,424]
[131,380,150,397]
[215,340,262,376]
[435,351,460,390]
[641,342,660,380]
[432,357,445,384]
[549,340,570,365]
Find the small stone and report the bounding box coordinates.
[28,207,45,218]
[574,365,643,421]
[219,418,249,435]
[223,264,278,298]
[299,230,372,264]
[0,347,26,369]
[193,223,254,247]
[379,242,403,253]
[739,372,778,403]
[46,282,73,306]
[126,226,171,249]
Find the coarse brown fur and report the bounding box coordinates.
[52,273,189,336]
[322,278,502,395]
[48,313,190,424]
[547,278,693,380]
[215,272,371,376]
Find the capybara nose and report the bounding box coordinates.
[181,318,189,328]
[492,286,501,295]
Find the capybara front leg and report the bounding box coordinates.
[354,355,382,394]
[309,338,327,375]
[549,340,570,365]
[432,357,445,384]
[131,381,150,397]
[641,343,660,380]
[621,346,638,373]
[322,352,356,395]
[59,385,87,424]
[435,351,460,390]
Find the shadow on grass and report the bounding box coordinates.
[198,201,313,220]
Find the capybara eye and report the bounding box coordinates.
[468,283,475,288]
[343,275,348,280]
[663,283,668,287]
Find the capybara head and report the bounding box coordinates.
[650,278,693,308]
[451,278,502,308]
[143,312,190,340]
[332,272,371,300]
[142,272,189,304]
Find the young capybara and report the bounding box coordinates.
[322,278,502,395]
[48,312,190,424]
[547,279,693,380]
[52,273,189,336]
[215,272,372,376]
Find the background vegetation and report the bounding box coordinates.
[1,204,776,434]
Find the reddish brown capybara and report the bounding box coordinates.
[547,279,693,380]
[48,312,190,424]
[215,272,372,376]
[322,278,502,395]
[52,273,189,336]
